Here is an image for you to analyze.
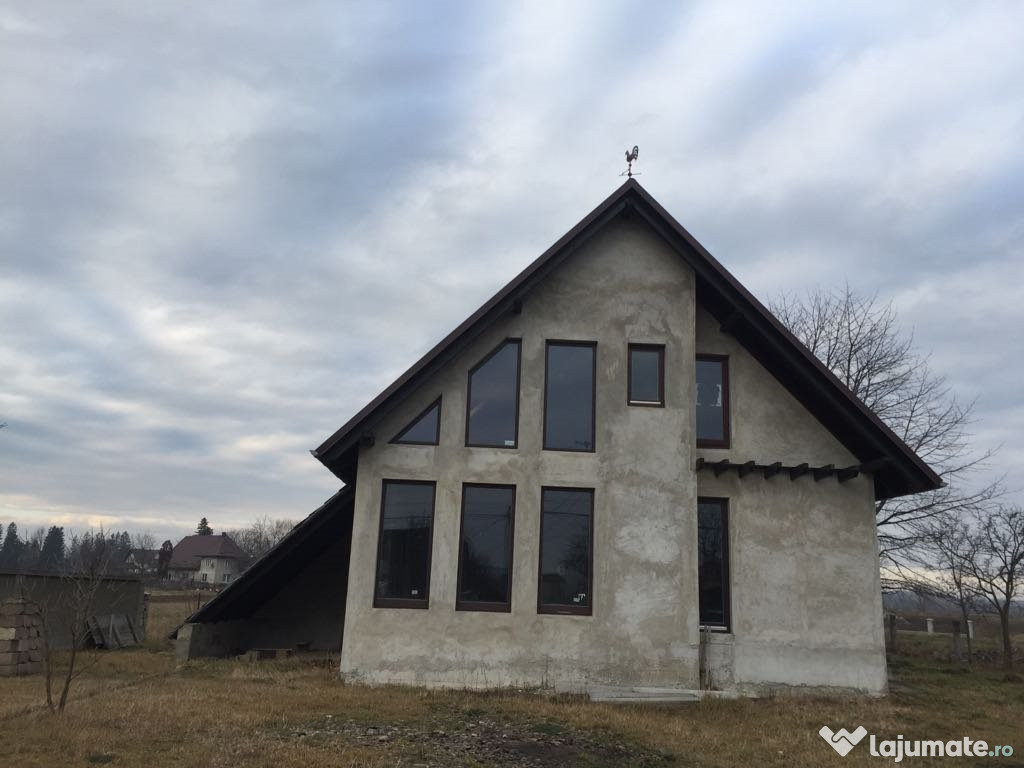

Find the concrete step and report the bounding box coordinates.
[587,686,702,703]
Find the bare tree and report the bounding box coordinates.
[227,516,296,561]
[772,286,1000,562]
[904,513,981,660]
[962,505,1024,672]
[31,534,116,713]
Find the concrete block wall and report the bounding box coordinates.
[0,598,43,677]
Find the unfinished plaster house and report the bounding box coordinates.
[175,179,941,697]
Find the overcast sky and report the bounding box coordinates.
[1,2,1021,542]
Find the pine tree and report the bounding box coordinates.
[40,526,66,571]
[0,522,23,568]
[196,518,213,536]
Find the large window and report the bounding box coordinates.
[466,339,521,448]
[374,480,436,608]
[457,484,516,612]
[696,355,729,447]
[698,497,730,629]
[628,344,664,406]
[543,341,596,452]
[391,397,441,445]
[538,487,593,615]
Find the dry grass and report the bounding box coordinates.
[143,591,214,648]
[1,646,1022,767]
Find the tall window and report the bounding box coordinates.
[457,484,516,612]
[628,344,664,406]
[696,355,729,447]
[543,341,596,451]
[698,497,730,629]
[374,480,436,608]
[466,339,521,448]
[391,397,441,445]
[538,487,593,615]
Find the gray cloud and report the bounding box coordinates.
[1,1,1022,541]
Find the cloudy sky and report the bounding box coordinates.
[1,2,1021,542]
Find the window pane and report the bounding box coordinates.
[467,341,520,447]
[698,499,728,627]
[696,358,727,443]
[629,345,663,404]
[392,399,440,445]
[539,488,592,611]
[458,485,515,607]
[544,343,595,451]
[375,482,434,603]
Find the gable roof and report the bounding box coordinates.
[313,179,941,501]
[169,533,248,570]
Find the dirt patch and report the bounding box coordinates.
[276,712,677,767]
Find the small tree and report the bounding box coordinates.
[35,534,116,713]
[196,518,213,536]
[963,506,1024,672]
[909,514,980,660]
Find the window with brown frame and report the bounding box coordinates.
[538,487,593,615]
[628,344,664,406]
[390,397,441,445]
[456,484,516,612]
[373,480,435,608]
[697,497,730,630]
[543,341,596,452]
[696,354,729,447]
[466,339,521,448]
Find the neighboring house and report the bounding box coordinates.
[168,533,248,585]
[124,548,160,577]
[176,180,940,697]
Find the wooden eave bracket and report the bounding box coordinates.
[694,458,865,484]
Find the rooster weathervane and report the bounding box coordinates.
[621,145,640,178]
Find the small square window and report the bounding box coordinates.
[628,344,664,406]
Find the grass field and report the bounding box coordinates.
[1,606,1021,767]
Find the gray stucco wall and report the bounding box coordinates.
[339,215,888,694]
[0,572,145,650]
[695,305,887,693]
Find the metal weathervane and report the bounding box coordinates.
[622,145,640,178]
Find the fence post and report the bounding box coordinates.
[926,618,934,634]
[950,620,961,659]
[887,614,897,650]
[967,620,974,639]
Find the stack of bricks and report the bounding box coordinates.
[0,598,43,676]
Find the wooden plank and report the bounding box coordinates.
[712,460,731,477]
[789,463,809,480]
[737,461,756,477]
[763,462,782,478]
[813,464,835,481]
[837,467,860,482]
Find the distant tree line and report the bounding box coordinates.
[0,515,298,575]
[0,521,159,576]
